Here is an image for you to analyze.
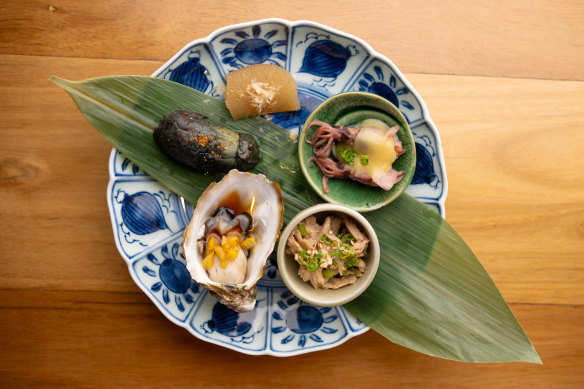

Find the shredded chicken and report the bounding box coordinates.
[286,214,369,290]
[328,217,342,235]
[344,218,367,241]
[351,240,369,257]
[287,234,303,253]
[322,274,357,289]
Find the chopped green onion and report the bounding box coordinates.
[341,243,350,250]
[298,224,308,237]
[346,256,360,267]
[360,154,369,165]
[320,234,331,245]
[342,269,348,276]
[341,234,355,244]
[335,234,342,239]
[328,249,340,257]
[307,259,319,272]
[297,249,308,266]
[330,240,338,248]
[332,260,338,266]
[322,269,334,278]
[341,148,356,166]
[341,251,356,262]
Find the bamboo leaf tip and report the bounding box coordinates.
[49,75,69,88]
[529,350,543,365]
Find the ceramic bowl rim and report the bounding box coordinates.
[277,203,380,307]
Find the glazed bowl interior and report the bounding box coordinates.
[298,92,416,212]
[277,204,380,307]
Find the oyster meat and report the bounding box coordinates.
[183,170,283,312]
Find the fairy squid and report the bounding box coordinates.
[305,119,406,193]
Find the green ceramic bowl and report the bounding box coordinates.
[298,92,416,212]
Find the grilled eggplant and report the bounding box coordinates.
[154,110,259,173]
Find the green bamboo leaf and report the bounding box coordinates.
[51,75,540,363]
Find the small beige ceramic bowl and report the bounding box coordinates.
[277,204,380,306]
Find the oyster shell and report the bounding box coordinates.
[183,170,283,312]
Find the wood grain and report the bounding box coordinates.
[0,289,581,388]
[408,73,584,305]
[1,55,582,305]
[0,0,583,80]
[1,1,583,387]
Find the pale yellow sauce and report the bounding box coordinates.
[351,119,396,179]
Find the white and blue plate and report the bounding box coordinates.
[106,19,448,356]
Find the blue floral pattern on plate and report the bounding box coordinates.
[210,22,289,72]
[132,238,201,322]
[106,19,448,356]
[345,59,423,124]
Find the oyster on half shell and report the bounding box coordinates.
[183,170,283,312]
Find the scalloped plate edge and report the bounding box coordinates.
[150,18,448,215]
[106,19,448,356]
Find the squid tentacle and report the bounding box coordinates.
[305,121,359,159]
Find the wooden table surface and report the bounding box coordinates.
[1,1,583,387]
